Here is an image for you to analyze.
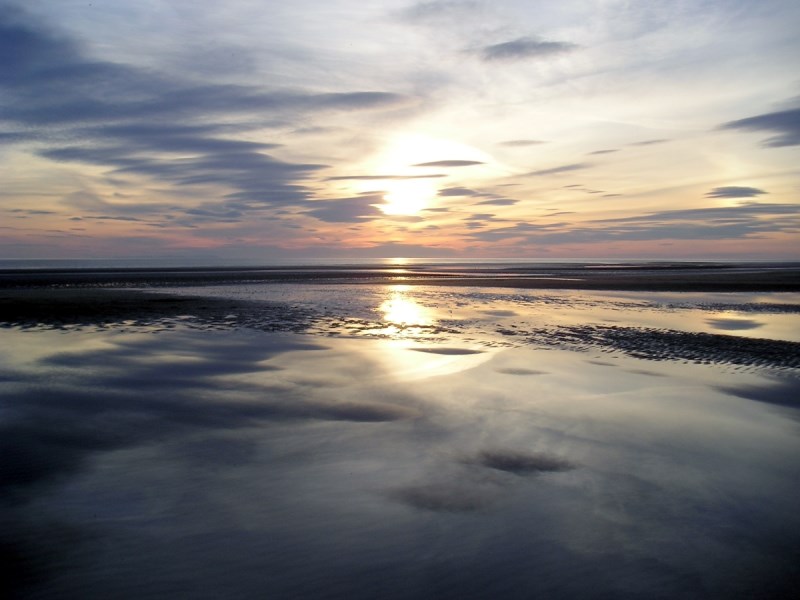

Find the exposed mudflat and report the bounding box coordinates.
[2,261,799,291]
[2,286,798,371]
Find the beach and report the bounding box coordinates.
[2,262,799,598]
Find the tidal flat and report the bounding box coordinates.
[2,269,799,599]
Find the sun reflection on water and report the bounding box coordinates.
[379,285,432,327]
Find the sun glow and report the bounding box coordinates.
[346,133,495,216]
[380,286,432,326]
[381,179,438,216]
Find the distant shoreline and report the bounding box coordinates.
[1,262,799,292]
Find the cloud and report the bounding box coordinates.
[629,139,669,146]
[589,149,619,155]
[480,37,578,61]
[705,186,767,198]
[0,6,412,223]
[436,187,513,205]
[527,163,592,176]
[464,212,496,222]
[41,147,325,210]
[325,174,446,181]
[305,195,384,222]
[59,191,174,221]
[497,139,547,147]
[468,202,800,244]
[412,160,484,167]
[596,202,797,224]
[720,106,800,147]
[9,209,56,215]
[400,1,481,22]
[438,186,481,197]
[476,198,517,206]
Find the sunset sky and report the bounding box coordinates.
[1,0,798,260]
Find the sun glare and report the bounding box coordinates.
[347,133,494,216]
[381,179,437,216]
[380,287,432,326]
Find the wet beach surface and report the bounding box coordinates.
[2,268,800,598]
[2,280,799,369]
[2,260,800,291]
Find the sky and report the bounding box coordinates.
[1,0,799,261]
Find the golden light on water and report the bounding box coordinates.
[380,286,432,326]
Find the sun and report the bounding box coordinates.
[381,179,437,216]
[342,133,494,216]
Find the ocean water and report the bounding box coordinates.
[2,279,799,599]
[2,256,793,271]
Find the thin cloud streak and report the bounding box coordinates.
[325,174,447,181]
[705,187,767,198]
[480,37,578,61]
[412,160,484,167]
[720,107,800,147]
[527,163,592,177]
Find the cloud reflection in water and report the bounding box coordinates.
[1,323,799,599]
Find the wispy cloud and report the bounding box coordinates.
[476,198,517,206]
[705,186,767,198]
[527,163,592,176]
[305,195,385,223]
[497,139,547,147]
[469,202,800,244]
[325,174,446,181]
[412,160,484,167]
[629,139,670,146]
[438,186,481,197]
[0,5,411,224]
[480,37,577,61]
[720,106,800,147]
[400,1,481,22]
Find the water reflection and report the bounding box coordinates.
[1,326,799,599]
[379,285,432,327]
[372,339,495,381]
[706,316,764,331]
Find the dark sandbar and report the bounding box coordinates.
[2,261,799,291]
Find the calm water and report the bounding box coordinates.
[2,282,799,599]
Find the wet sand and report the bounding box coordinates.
[2,284,798,370]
